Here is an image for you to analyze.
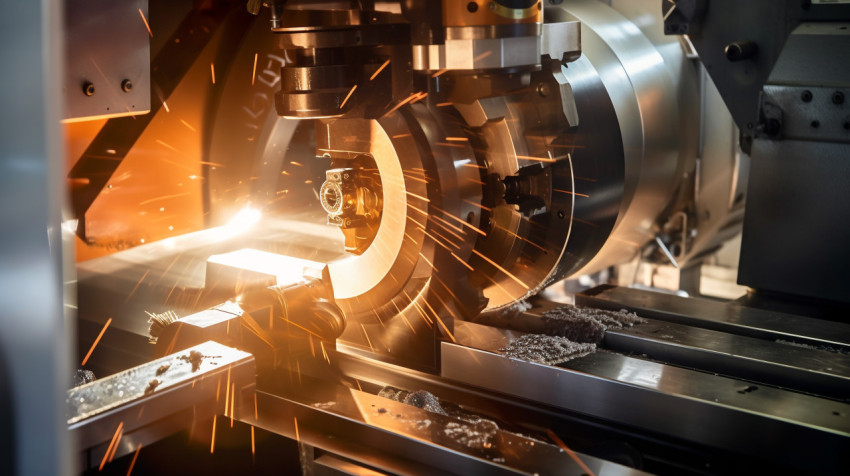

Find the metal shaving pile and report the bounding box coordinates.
[500,334,596,365]
[541,305,646,344]
[442,420,499,451]
[379,386,501,457]
[378,387,448,416]
[146,310,179,343]
[72,369,95,388]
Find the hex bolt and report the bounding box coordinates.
[801,90,813,102]
[121,79,133,93]
[82,82,95,96]
[833,91,845,105]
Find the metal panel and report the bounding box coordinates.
[666,0,850,132]
[763,85,850,143]
[0,0,69,474]
[738,139,850,303]
[64,0,151,120]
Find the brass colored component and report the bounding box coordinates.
[320,157,383,255]
[443,0,542,27]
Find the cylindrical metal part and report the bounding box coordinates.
[552,0,702,277]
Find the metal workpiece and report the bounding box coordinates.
[577,286,850,350]
[64,0,151,120]
[240,378,647,476]
[68,341,254,468]
[442,323,850,473]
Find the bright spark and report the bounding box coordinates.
[370,59,391,80]
[139,9,153,38]
[82,317,112,366]
[210,415,217,453]
[472,249,529,289]
[340,84,357,109]
[546,429,596,476]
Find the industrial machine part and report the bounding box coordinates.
[662,0,850,304]
[2,0,849,475]
[199,0,744,372]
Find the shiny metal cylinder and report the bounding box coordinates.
[552,0,701,277]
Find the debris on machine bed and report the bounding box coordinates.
[378,387,448,416]
[377,386,529,456]
[541,305,646,344]
[499,334,596,365]
[472,302,646,346]
[72,369,96,388]
[146,310,180,344]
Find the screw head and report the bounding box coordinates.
[832,91,845,105]
[83,82,95,96]
[121,79,133,92]
[467,1,478,12]
[801,90,813,102]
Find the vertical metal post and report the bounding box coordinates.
[0,0,71,474]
